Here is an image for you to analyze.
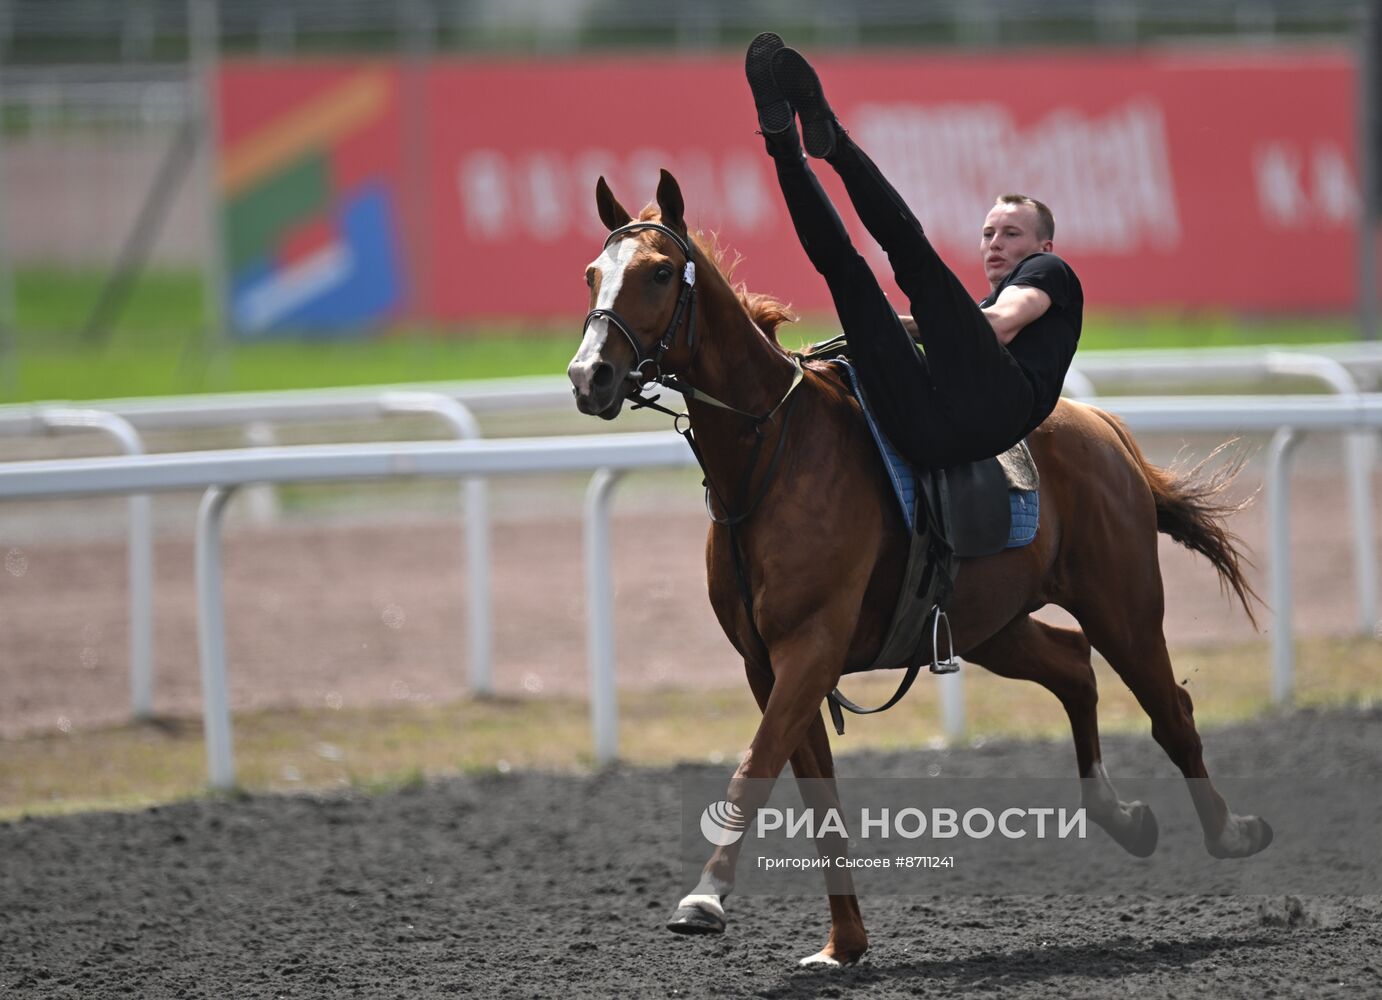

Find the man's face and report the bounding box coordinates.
[980,202,1051,288]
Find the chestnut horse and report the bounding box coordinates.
[568,170,1271,968]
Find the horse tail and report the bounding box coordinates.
[1094,408,1263,629]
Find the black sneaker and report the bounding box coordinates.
[770,47,842,158]
[745,31,793,137]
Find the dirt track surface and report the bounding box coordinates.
[3,706,1380,999]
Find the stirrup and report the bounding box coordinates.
[930,608,959,674]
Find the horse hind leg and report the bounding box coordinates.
[964,614,1159,857]
[1070,568,1272,859]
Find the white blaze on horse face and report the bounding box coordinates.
[569,237,640,396]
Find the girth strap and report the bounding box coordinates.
[826,661,923,736]
[824,466,960,735]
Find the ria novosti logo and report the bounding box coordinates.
[699,802,1087,845]
[700,800,748,845]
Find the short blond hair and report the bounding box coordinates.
[995,193,1054,243]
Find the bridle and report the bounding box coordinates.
[581,221,699,387]
[579,220,805,427]
[578,219,807,530]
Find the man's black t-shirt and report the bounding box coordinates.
[979,252,1083,438]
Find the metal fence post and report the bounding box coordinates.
[0,31,15,399]
[1265,353,1378,633]
[939,669,966,743]
[38,408,154,718]
[379,392,493,695]
[584,468,625,764]
[1266,427,1301,704]
[188,0,227,352]
[241,422,281,524]
[196,484,237,789]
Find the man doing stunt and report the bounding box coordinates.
[747,32,1083,468]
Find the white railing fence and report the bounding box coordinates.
[4,393,1382,786]
[4,391,497,717]
[6,343,1382,710]
[0,432,690,786]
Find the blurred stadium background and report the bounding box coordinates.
[2,0,1381,813]
[0,0,1371,365]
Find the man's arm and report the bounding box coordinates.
[900,283,1052,347]
[980,285,1051,345]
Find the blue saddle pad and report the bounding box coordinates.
[832,360,1039,549]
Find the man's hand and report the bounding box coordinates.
[980,285,1051,345]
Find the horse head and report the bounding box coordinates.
[568,170,698,419]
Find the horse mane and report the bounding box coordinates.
[689,229,797,345]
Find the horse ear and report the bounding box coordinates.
[595,176,633,231]
[656,169,685,232]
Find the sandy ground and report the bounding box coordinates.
[2,706,1379,998]
[3,414,1381,997]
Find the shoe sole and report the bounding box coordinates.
[771,48,836,158]
[746,32,793,135]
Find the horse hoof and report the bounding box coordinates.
[799,947,866,968]
[1097,799,1159,857]
[666,904,726,935]
[1123,800,1160,858]
[1207,814,1274,859]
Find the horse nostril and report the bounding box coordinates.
[591,363,615,392]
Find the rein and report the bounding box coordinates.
[675,362,805,528]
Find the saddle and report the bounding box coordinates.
[933,437,1040,557]
[876,436,1038,651]
[802,347,1041,733]
[861,415,1039,673]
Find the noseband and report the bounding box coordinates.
[582,221,697,384]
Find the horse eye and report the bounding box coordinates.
[585,270,595,288]
[654,266,673,284]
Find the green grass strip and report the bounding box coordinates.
[1,267,1362,404]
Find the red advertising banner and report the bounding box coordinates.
[220,49,1359,331]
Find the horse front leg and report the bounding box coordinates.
[667,630,846,945]
[697,660,869,966]
[788,709,869,967]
